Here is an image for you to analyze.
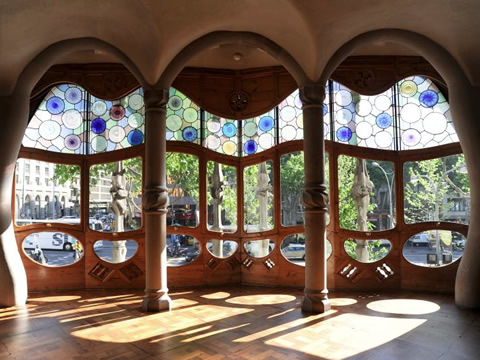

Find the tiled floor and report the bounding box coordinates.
[0,286,479,359]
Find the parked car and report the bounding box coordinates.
[409,233,430,247]
[282,244,305,260]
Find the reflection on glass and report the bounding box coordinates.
[244,239,274,258]
[207,161,237,233]
[167,235,201,266]
[280,233,332,266]
[344,239,391,263]
[404,154,469,225]
[338,155,395,232]
[244,161,274,232]
[403,230,466,267]
[166,152,199,227]
[207,240,238,258]
[22,232,83,266]
[15,159,81,226]
[89,157,142,232]
[93,240,138,263]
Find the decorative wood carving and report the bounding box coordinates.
[120,262,144,282]
[89,263,114,282]
[31,56,447,119]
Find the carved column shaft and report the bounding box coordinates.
[141,88,171,312]
[300,85,331,313]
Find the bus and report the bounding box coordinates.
[23,231,78,251]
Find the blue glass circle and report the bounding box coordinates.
[65,87,82,104]
[222,123,237,138]
[127,129,144,146]
[419,90,439,107]
[244,140,258,155]
[91,117,106,134]
[376,113,392,129]
[182,126,198,142]
[336,126,352,142]
[259,116,274,131]
[46,97,65,115]
[323,103,328,116]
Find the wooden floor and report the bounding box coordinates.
[0,286,479,360]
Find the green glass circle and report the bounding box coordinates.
[166,114,182,131]
[243,121,257,137]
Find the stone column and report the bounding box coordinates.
[0,95,28,307]
[256,162,272,256]
[110,161,127,263]
[141,88,171,312]
[300,85,331,313]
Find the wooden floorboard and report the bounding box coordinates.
[0,287,479,359]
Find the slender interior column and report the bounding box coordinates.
[0,95,28,307]
[300,85,331,313]
[141,88,171,312]
[453,85,480,309]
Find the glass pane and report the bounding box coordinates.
[281,152,304,226]
[206,240,238,258]
[204,114,239,156]
[207,161,237,233]
[166,88,201,144]
[89,88,145,153]
[15,159,81,226]
[243,161,274,232]
[280,233,332,266]
[166,152,199,227]
[333,82,395,150]
[22,232,83,266]
[166,235,201,266]
[403,230,466,267]
[398,76,457,149]
[404,154,469,225]
[344,239,391,263]
[22,84,87,153]
[244,239,274,258]
[242,110,275,155]
[93,240,138,263]
[89,157,143,232]
[338,155,395,231]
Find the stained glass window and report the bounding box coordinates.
[24,85,145,154]
[204,113,239,155]
[166,88,201,144]
[398,76,457,149]
[333,82,395,149]
[23,84,87,153]
[89,88,145,153]
[242,110,275,156]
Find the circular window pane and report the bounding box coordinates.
[22,232,83,266]
[280,233,332,266]
[244,239,274,258]
[403,230,465,267]
[167,235,201,266]
[344,239,391,263]
[207,240,238,258]
[93,240,138,263]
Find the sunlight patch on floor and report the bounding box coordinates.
[201,292,231,300]
[367,299,440,315]
[226,294,296,305]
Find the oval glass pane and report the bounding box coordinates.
[167,235,201,266]
[22,232,83,266]
[344,239,391,263]
[403,230,466,267]
[206,240,238,258]
[280,233,332,266]
[244,239,275,258]
[93,240,138,263]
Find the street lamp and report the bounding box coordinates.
[371,162,394,229]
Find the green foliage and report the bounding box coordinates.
[344,239,389,262]
[404,154,469,224]
[280,152,304,225]
[166,152,199,204]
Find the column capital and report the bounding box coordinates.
[303,183,329,214]
[299,84,326,106]
[143,185,169,214]
[144,88,169,110]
